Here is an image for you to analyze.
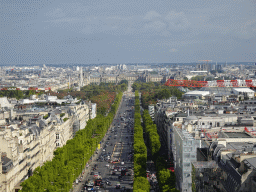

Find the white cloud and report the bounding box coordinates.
[45,17,81,23]
[106,16,133,20]
[143,11,161,20]
[45,8,66,19]
[144,21,166,30]
[165,11,190,29]
[81,27,93,35]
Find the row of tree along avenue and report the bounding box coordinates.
[142,110,161,158]
[20,91,123,191]
[133,90,151,192]
[131,81,183,109]
[142,109,178,192]
[133,82,179,192]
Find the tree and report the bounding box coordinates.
[191,75,205,81]
[133,177,150,192]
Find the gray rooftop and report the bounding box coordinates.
[244,157,256,170]
[200,87,233,95]
[224,132,252,138]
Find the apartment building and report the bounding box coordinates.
[209,137,256,192]
[0,102,91,192]
[0,120,55,192]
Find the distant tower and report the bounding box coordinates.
[68,76,70,89]
[80,67,83,87]
[0,67,4,81]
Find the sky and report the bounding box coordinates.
[0,0,255,65]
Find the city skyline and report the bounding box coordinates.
[1,0,255,65]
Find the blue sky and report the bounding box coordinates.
[1,0,255,64]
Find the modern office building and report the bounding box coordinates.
[172,127,201,192]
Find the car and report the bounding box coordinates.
[93,172,100,177]
[106,164,109,167]
[116,183,121,189]
[121,162,124,165]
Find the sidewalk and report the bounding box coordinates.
[72,149,100,192]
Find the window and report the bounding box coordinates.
[217,122,220,127]
[202,122,205,125]
[56,134,59,140]
[177,118,179,121]
[56,143,60,146]
[210,122,212,126]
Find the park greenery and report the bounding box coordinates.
[52,82,128,115]
[90,91,116,115]
[0,89,41,100]
[190,75,205,81]
[60,113,65,118]
[0,82,127,117]
[20,91,123,192]
[54,82,128,100]
[132,81,183,109]
[133,90,150,192]
[191,75,231,81]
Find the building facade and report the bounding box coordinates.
[0,103,90,192]
[172,127,201,192]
